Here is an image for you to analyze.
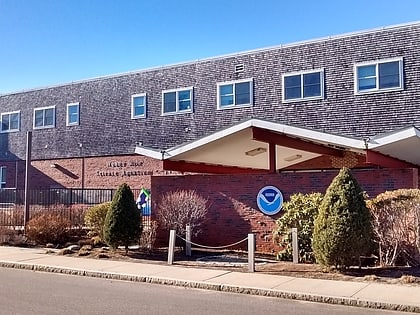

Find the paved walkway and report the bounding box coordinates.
[0,246,419,313]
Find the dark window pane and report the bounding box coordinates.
[379,61,400,88]
[359,78,376,90]
[178,90,190,101]
[235,82,250,105]
[358,65,376,78]
[284,75,301,99]
[220,95,233,106]
[220,84,233,96]
[179,100,191,110]
[133,97,145,116]
[10,113,19,129]
[34,110,44,127]
[1,167,6,182]
[303,84,321,97]
[303,73,320,85]
[163,92,176,113]
[2,114,9,131]
[285,87,301,99]
[45,109,54,126]
[303,73,321,97]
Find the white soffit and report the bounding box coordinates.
[134,119,366,170]
[164,119,365,158]
[368,126,420,165]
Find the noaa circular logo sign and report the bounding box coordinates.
[256,186,283,215]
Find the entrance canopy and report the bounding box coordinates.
[134,119,420,173]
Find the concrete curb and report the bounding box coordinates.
[1,261,419,313]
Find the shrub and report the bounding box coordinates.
[273,192,323,263]
[368,189,420,266]
[26,213,71,245]
[139,220,158,251]
[103,183,142,253]
[312,168,373,269]
[84,202,111,242]
[157,190,208,237]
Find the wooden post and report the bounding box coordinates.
[248,233,255,272]
[292,227,298,264]
[167,230,176,265]
[186,224,191,256]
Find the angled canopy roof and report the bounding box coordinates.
[134,119,420,173]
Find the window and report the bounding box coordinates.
[282,69,324,102]
[131,93,146,118]
[162,87,193,115]
[355,57,403,94]
[0,167,5,188]
[66,103,80,126]
[1,111,20,133]
[33,106,55,129]
[217,79,253,109]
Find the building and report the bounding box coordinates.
[1,22,420,252]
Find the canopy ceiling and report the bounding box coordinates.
[135,119,420,173]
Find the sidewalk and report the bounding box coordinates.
[0,246,419,313]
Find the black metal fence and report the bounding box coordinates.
[0,188,151,228]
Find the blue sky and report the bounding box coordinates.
[0,0,419,94]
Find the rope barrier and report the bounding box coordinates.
[175,234,248,250]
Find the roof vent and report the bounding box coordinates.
[235,64,245,73]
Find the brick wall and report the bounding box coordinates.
[151,168,418,253]
[1,155,169,190]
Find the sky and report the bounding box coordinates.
[0,0,419,94]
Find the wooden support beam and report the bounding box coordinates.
[365,150,418,168]
[269,142,276,173]
[163,160,267,174]
[252,127,344,157]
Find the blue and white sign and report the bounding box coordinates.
[256,186,283,215]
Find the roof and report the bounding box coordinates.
[2,21,419,96]
[134,119,420,173]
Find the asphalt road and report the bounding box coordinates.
[0,268,413,315]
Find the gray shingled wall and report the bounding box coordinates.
[1,23,419,161]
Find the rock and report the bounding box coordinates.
[58,248,73,255]
[67,244,80,251]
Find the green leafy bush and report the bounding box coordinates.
[26,213,71,245]
[84,202,111,242]
[368,189,420,266]
[273,192,323,263]
[103,183,142,253]
[313,168,373,269]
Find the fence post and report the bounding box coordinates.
[248,233,255,272]
[292,227,298,264]
[186,224,191,257]
[168,230,176,265]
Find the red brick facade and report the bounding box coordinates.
[151,168,418,253]
[3,155,171,190]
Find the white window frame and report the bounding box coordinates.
[217,78,253,109]
[0,166,6,188]
[161,87,193,115]
[131,93,147,119]
[354,57,403,95]
[1,110,20,133]
[33,105,56,129]
[282,69,324,103]
[66,102,80,126]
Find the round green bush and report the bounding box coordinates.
[84,202,111,242]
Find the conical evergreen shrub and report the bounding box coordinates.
[312,168,373,269]
[103,183,142,253]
